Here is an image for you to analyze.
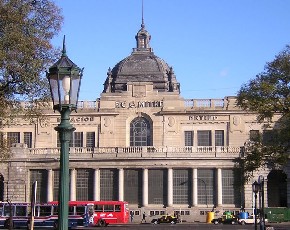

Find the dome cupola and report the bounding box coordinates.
[103,18,180,94]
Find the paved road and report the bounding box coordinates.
[3,222,289,229]
[69,222,290,230]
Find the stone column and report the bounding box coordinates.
[94,169,100,201]
[70,169,76,201]
[118,168,124,201]
[192,168,198,206]
[47,169,53,202]
[167,168,173,207]
[142,168,148,207]
[217,168,222,206]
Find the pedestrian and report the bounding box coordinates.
[130,211,134,222]
[142,212,146,223]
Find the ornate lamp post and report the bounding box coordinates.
[47,36,83,230]
[258,175,265,230]
[252,181,260,230]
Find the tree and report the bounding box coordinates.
[0,0,63,158]
[237,45,290,181]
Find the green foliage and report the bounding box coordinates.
[0,0,63,159]
[237,45,290,182]
[237,45,290,121]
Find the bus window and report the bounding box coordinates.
[95,205,103,212]
[76,206,85,215]
[104,205,114,212]
[68,206,75,215]
[115,205,121,212]
[4,205,13,216]
[15,206,27,216]
[87,204,94,215]
[39,206,52,216]
[53,206,58,215]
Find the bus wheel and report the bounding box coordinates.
[98,219,106,227]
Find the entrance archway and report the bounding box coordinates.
[267,170,287,207]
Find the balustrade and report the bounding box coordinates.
[27,146,243,159]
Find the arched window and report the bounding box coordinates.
[130,117,151,146]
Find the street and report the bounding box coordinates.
[69,222,290,230]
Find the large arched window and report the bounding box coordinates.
[130,117,152,146]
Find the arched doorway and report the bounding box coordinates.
[267,170,287,207]
[0,174,4,201]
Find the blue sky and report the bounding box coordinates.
[52,0,290,101]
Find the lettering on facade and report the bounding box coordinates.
[57,116,94,123]
[115,101,163,109]
[189,115,218,121]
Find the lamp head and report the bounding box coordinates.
[47,36,83,112]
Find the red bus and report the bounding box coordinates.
[0,200,129,228]
[82,201,129,227]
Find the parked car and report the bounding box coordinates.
[151,215,178,224]
[212,217,238,225]
[212,211,238,225]
[238,215,268,225]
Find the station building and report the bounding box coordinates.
[0,19,288,221]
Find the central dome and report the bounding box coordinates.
[103,21,180,93]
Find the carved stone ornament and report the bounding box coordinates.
[233,116,241,126]
[168,116,175,127]
[104,117,111,127]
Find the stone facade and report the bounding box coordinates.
[0,20,289,223]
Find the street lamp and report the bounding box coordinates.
[258,175,265,230]
[47,36,83,230]
[252,181,260,230]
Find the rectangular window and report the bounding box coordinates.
[57,132,84,147]
[250,130,260,142]
[53,170,59,201]
[124,169,142,204]
[215,130,224,146]
[197,131,211,146]
[71,132,83,147]
[222,169,240,205]
[197,169,215,205]
[15,206,27,216]
[148,169,166,205]
[184,131,193,146]
[173,169,191,204]
[263,130,277,145]
[24,132,32,148]
[86,132,95,147]
[30,170,48,203]
[100,169,118,201]
[76,169,94,200]
[39,206,52,216]
[7,132,20,146]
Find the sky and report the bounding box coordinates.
[52,0,290,101]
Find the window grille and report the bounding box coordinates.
[197,131,211,146]
[184,131,194,146]
[86,132,95,147]
[24,132,32,148]
[215,130,224,146]
[130,117,152,146]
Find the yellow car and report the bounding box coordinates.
[151,215,178,224]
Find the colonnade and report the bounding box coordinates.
[46,168,225,207]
